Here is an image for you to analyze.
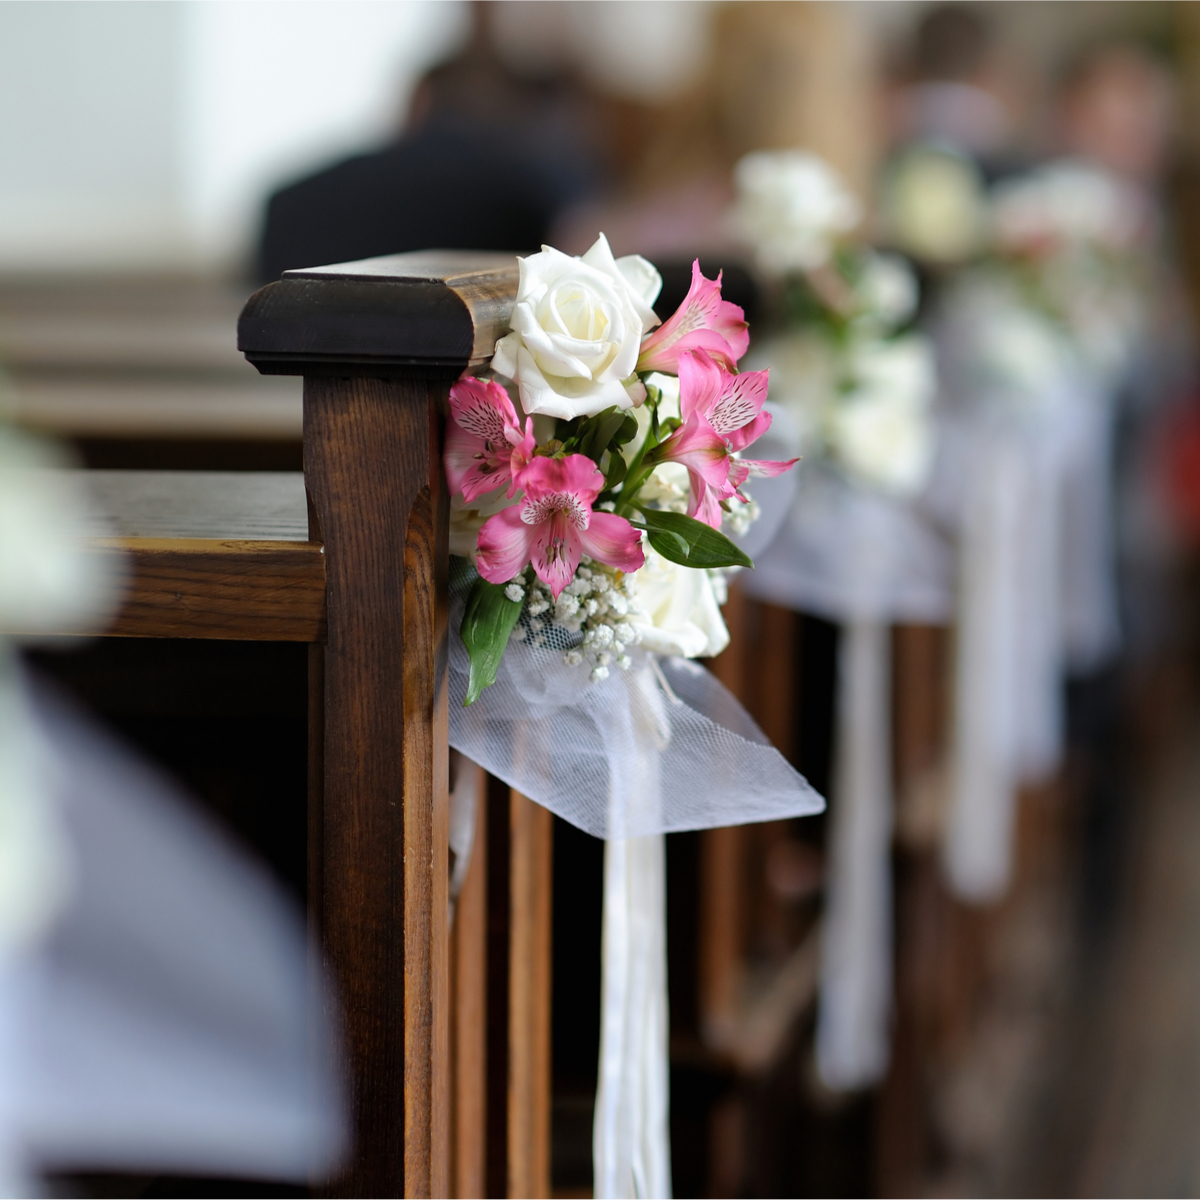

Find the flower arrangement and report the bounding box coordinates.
[731,150,937,497]
[447,235,796,704]
[985,160,1152,379]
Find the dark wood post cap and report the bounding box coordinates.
[238,251,520,378]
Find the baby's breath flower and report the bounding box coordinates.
[563,649,583,667]
[504,582,526,603]
[591,665,610,682]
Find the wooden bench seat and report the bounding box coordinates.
[75,470,324,641]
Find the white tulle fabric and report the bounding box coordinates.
[447,594,823,1199]
[815,620,895,1090]
[929,283,1123,902]
[447,603,824,841]
[737,456,952,1091]
[742,461,954,626]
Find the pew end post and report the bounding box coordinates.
[238,251,518,1197]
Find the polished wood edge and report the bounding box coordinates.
[238,252,519,378]
[86,536,323,554]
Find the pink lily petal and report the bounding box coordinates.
[445,420,488,498]
[477,507,535,584]
[505,418,537,498]
[728,456,800,491]
[637,261,750,374]
[688,478,727,529]
[579,512,646,575]
[449,375,520,441]
[516,452,606,503]
[725,410,773,454]
[529,509,584,599]
[709,369,771,443]
[677,349,725,424]
[657,414,733,490]
[447,375,529,501]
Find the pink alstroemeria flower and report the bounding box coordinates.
[654,350,798,528]
[636,260,750,374]
[476,454,645,598]
[445,376,535,502]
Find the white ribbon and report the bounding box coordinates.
[815,619,894,1090]
[593,835,671,1200]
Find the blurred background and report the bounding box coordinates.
[6,1,1200,1196]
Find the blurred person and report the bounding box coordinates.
[880,4,1022,270]
[257,10,600,282]
[554,2,875,265]
[1056,43,1175,185]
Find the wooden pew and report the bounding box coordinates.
[31,253,536,1196]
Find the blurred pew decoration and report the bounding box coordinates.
[0,415,346,1192]
[728,149,949,1094]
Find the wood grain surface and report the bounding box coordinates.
[304,375,450,1198]
[95,537,325,641]
[80,470,309,540]
[507,791,553,1200]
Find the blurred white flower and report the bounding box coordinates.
[492,234,661,420]
[853,252,919,330]
[732,150,861,275]
[884,146,987,266]
[991,161,1147,256]
[627,546,729,659]
[977,301,1075,399]
[827,336,937,495]
[0,428,123,637]
[746,330,840,455]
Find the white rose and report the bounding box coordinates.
[732,150,861,275]
[491,234,662,421]
[628,546,729,659]
[827,336,936,495]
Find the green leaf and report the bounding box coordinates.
[613,412,639,446]
[603,448,628,490]
[634,509,753,570]
[459,576,524,705]
[651,529,692,560]
[578,407,629,463]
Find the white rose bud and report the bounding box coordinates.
[626,546,730,659]
[491,234,662,420]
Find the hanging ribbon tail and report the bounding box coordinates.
[943,419,1066,903]
[594,835,671,1200]
[816,619,894,1091]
